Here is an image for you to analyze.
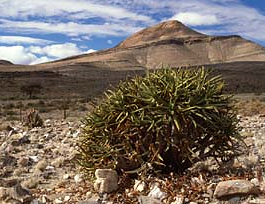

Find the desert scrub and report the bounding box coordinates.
[236,98,265,116]
[78,67,241,176]
[23,109,43,128]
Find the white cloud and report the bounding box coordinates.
[0,46,38,64]
[71,37,82,42]
[85,49,97,54]
[30,56,53,65]
[107,39,113,44]
[41,43,82,58]
[0,36,53,45]
[170,12,219,26]
[82,35,91,41]
[30,43,85,58]
[0,0,152,22]
[0,43,94,65]
[0,19,144,37]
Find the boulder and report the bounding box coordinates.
[214,180,260,199]
[94,169,118,193]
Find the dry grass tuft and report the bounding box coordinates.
[236,98,265,116]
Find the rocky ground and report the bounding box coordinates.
[0,114,265,204]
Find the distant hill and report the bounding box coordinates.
[0,20,265,100]
[0,60,13,65]
[41,20,265,70]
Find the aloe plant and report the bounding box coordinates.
[78,67,241,175]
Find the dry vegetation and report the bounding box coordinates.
[0,97,91,123]
[235,95,265,116]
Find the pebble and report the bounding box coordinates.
[139,196,162,204]
[35,160,47,171]
[148,185,167,201]
[134,180,146,192]
[63,174,70,180]
[74,174,84,183]
[171,195,184,204]
[94,169,118,193]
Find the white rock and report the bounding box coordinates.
[54,198,63,203]
[73,130,80,138]
[74,174,83,183]
[45,165,55,170]
[148,186,167,201]
[45,119,51,124]
[64,195,71,201]
[94,169,118,193]
[171,195,184,204]
[139,196,162,204]
[134,180,146,192]
[251,178,260,187]
[86,191,93,198]
[63,174,70,180]
[29,156,39,162]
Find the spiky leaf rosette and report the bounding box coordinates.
[78,67,241,175]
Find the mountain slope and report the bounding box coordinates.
[40,20,265,70]
[0,60,13,65]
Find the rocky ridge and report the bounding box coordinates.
[41,20,265,70]
[0,60,13,66]
[0,114,265,203]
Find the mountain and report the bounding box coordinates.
[0,60,13,65]
[0,20,265,100]
[42,20,265,70]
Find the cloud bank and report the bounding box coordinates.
[0,43,95,65]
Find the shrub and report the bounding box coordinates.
[78,67,241,176]
[23,109,43,128]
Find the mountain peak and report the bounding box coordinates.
[117,20,206,48]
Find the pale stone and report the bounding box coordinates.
[74,174,83,183]
[63,174,70,180]
[214,180,260,199]
[148,185,167,201]
[134,180,146,192]
[139,196,162,204]
[94,169,118,193]
[64,195,71,201]
[35,160,47,171]
[51,156,65,168]
[54,198,63,203]
[171,195,184,204]
[30,199,45,204]
[251,178,260,187]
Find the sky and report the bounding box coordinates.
[0,0,265,65]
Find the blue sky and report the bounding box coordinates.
[0,0,264,65]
